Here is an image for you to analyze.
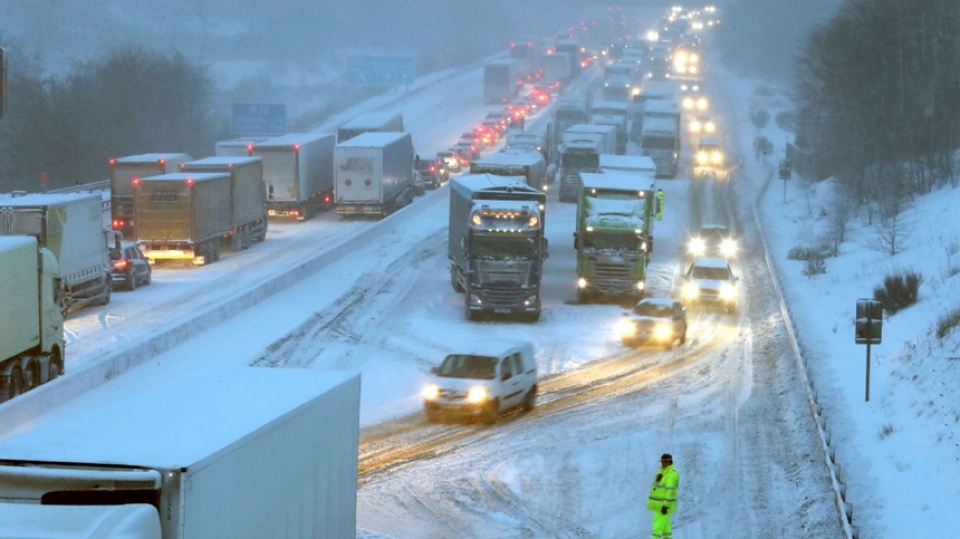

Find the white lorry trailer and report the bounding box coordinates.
[214,137,267,157]
[556,124,617,203]
[483,59,522,104]
[598,154,658,178]
[0,192,111,312]
[0,367,361,539]
[336,111,405,144]
[334,131,415,217]
[590,100,630,155]
[251,132,335,221]
[470,148,549,192]
[179,156,268,249]
[0,236,64,404]
[109,154,193,240]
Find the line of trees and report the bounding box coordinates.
[0,43,225,192]
[792,0,960,205]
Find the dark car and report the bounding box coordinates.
[438,150,463,173]
[109,241,152,291]
[416,156,448,189]
[618,297,687,349]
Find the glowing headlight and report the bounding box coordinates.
[697,151,709,164]
[466,386,489,403]
[690,120,702,132]
[422,384,439,400]
[705,121,716,133]
[719,283,736,300]
[710,151,724,165]
[617,318,637,336]
[653,324,673,340]
[721,239,738,257]
[683,282,700,298]
[689,237,706,255]
[469,294,483,305]
[683,97,694,110]
[578,277,588,289]
[696,97,708,111]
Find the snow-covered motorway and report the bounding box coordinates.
[0,56,843,536]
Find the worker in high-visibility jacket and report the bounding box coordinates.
[647,453,679,539]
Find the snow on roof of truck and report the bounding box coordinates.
[598,154,657,172]
[0,191,100,207]
[643,99,682,114]
[338,111,403,128]
[336,131,409,147]
[254,131,333,148]
[113,153,191,164]
[580,172,652,193]
[566,124,616,134]
[138,172,231,182]
[642,116,680,133]
[0,367,359,468]
[181,156,262,169]
[453,173,529,191]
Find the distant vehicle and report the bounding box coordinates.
[438,150,463,173]
[415,156,446,189]
[334,131,416,217]
[682,257,739,313]
[688,224,737,258]
[109,240,152,291]
[618,297,687,349]
[422,339,538,424]
[412,171,426,196]
[252,132,336,221]
[336,111,404,144]
[483,59,523,104]
[694,135,726,179]
[452,140,480,162]
[109,153,192,239]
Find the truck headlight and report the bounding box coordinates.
[467,386,489,403]
[469,294,483,306]
[683,282,700,298]
[711,151,724,165]
[524,294,538,306]
[697,151,709,164]
[720,283,735,300]
[720,239,738,257]
[578,278,588,289]
[422,384,439,401]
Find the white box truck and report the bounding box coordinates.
[598,154,658,178]
[109,154,192,240]
[0,192,111,312]
[0,367,361,539]
[251,132,335,221]
[334,131,415,217]
[0,236,64,404]
[556,124,617,202]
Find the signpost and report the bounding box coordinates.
[231,103,286,137]
[346,56,415,87]
[855,298,883,401]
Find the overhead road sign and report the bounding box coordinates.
[232,103,286,136]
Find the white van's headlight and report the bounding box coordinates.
[422,384,439,400]
[683,282,700,298]
[653,324,673,340]
[467,386,489,403]
[720,283,736,300]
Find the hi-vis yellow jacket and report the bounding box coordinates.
[646,464,679,515]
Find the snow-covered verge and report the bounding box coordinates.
[714,63,960,538]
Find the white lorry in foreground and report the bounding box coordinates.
[0,236,64,404]
[0,366,360,539]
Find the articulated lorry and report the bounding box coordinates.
[334,131,415,217]
[557,124,617,203]
[251,132,335,221]
[0,367,360,539]
[134,173,234,265]
[574,172,660,303]
[0,236,64,404]
[179,156,268,249]
[590,100,630,155]
[509,38,542,82]
[470,148,549,192]
[483,59,522,104]
[640,114,681,178]
[449,174,548,322]
[109,154,192,240]
[336,111,405,144]
[0,192,111,312]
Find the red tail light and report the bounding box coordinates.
[132,178,141,187]
[112,259,129,270]
[112,219,125,229]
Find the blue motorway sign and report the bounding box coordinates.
[232,103,286,136]
[346,56,415,87]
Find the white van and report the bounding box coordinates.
[422,339,538,424]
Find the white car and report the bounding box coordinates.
[422,339,537,424]
[682,257,739,313]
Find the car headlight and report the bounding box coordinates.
[683,282,700,298]
[720,283,736,300]
[653,323,673,340]
[720,239,738,257]
[422,384,439,401]
[466,386,489,403]
[689,237,705,255]
[617,318,637,336]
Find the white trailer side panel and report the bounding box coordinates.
[0,237,40,361]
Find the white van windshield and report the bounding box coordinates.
[438,355,497,380]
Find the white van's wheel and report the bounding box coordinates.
[522,388,537,412]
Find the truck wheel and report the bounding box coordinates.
[48,354,63,382]
[4,368,24,401]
